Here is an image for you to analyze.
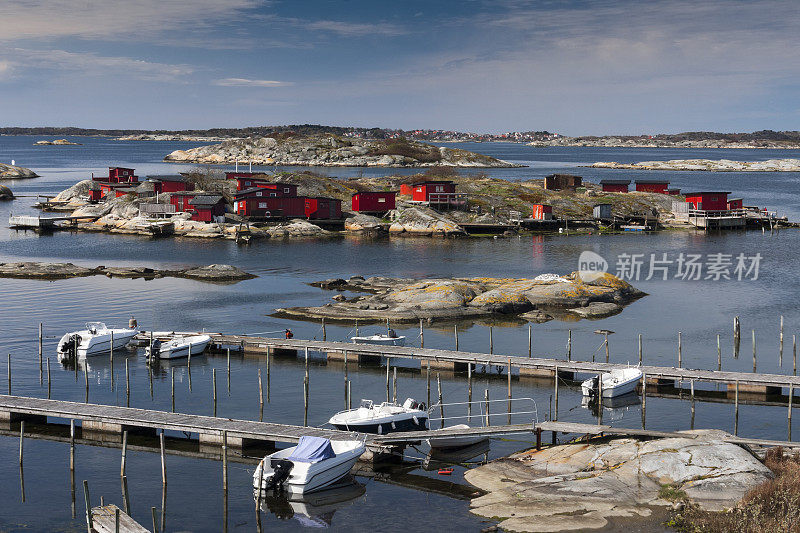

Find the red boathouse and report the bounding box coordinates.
[304,197,342,219]
[351,191,396,213]
[189,195,227,222]
[169,192,197,213]
[146,175,195,194]
[599,179,630,193]
[411,181,456,202]
[635,179,670,194]
[94,167,138,183]
[532,204,553,220]
[684,192,730,211]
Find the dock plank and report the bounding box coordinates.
[91,504,149,533]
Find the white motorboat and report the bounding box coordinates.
[57,322,138,361]
[328,398,428,434]
[145,334,211,360]
[427,424,489,449]
[581,367,643,398]
[253,436,365,494]
[350,333,406,346]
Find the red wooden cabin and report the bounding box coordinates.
[599,179,630,193]
[352,191,396,213]
[727,198,743,210]
[532,204,553,220]
[235,196,306,218]
[304,197,342,219]
[146,175,195,194]
[113,187,137,198]
[684,192,730,211]
[93,167,138,183]
[399,183,414,196]
[189,195,227,222]
[100,182,134,198]
[411,181,455,202]
[88,182,103,202]
[169,192,197,213]
[635,179,670,194]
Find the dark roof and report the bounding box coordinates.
[593,203,612,207]
[416,180,453,185]
[147,174,190,182]
[135,182,156,192]
[635,179,670,184]
[234,187,275,198]
[599,179,631,185]
[109,167,135,171]
[352,190,398,197]
[682,191,731,196]
[545,173,582,178]
[115,187,138,193]
[189,195,224,206]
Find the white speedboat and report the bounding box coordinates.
[253,436,365,494]
[581,367,643,398]
[57,322,138,361]
[350,333,406,346]
[427,424,489,449]
[328,398,427,434]
[145,334,211,360]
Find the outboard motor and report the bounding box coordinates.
[265,459,294,490]
[588,376,600,398]
[59,334,81,359]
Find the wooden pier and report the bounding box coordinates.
[9,214,100,231]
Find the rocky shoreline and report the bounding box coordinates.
[0,262,255,282]
[273,272,645,323]
[590,158,800,172]
[529,136,800,149]
[0,163,38,179]
[164,134,522,168]
[465,430,772,532]
[34,139,82,146]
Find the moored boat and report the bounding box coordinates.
[253,436,365,494]
[581,367,643,398]
[145,334,211,360]
[328,398,427,434]
[350,331,406,346]
[427,424,489,449]
[57,322,138,361]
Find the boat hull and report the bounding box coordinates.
[157,338,211,359]
[331,415,427,434]
[582,371,642,398]
[351,336,406,347]
[254,443,365,494]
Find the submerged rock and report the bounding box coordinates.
[0,185,13,200]
[0,163,38,180]
[0,262,255,282]
[465,430,772,532]
[180,264,256,281]
[34,139,82,146]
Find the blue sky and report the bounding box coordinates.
[0,0,798,134]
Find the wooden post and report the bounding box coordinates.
[47,358,51,399]
[122,475,130,516]
[690,379,695,430]
[752,329,757,372]
[322,318,326,341]
[436,373,444,428]
[170,368,175,412]
[7,353,10,394]
[38,322,43,384]
[597,374,603,425]
[641,372,647,428]
[603,332,608,363]
[160,431,166,486]
[212,368,217,417]
[420,319,424,348]
[343,351,348,409]
[222,430,228,491]
[110,331,114,388]
[794,335,797,376]
[304,347,310,427]
[227,348,231,394]
[347,380,351,410]
[19,420,24,465]
[151,507,158,533]
[392,367,397,404]
[149,362,153,399]
[568,330,573,361]
[70,419,75,472]
[535,426,542,451]
[781,316,785,366]
[734,315,741,357]
[734,381,739,436]
[258,369,264,410]
[553,364,559,421]
[484,388,490,427]
[638,334,642,365]
[454,324,459,351]
[266,346,271,403]
[489,326,494,354]
[789,383,793,441]
[426,360,431,408]
[84,363,89,402]
[121,430,127,477]
[717,334,721,371]
[677,331,682,368]
[124,359,130,406]
[385,358,390,403]
[528,325,532,358]
[467,363,473,420]
[507,358,512,423]
[115,508,120,533]
[83,480,92,533]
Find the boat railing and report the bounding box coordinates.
[427,397,538,428]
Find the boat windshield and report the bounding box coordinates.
[85,322,108,333]
[359,399,373,409]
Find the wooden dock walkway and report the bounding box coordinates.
[91,504,148,533]
[372,423,534,445]
[207,334,800,393]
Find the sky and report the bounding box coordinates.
[0,0,799,135]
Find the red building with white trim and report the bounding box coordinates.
[146,175,195,194]
[189,195,227,222]
[411,181,456,202]
[684,191,730,211]
[351,191,396,213]
[94,167,138,183]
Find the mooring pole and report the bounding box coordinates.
[489,325,494,354]
[789,383,794,441]
[385,358,390,403]
[781,316,785,366]
[677,331,682,368]
[125,360,130,406]
[568,330,573,361]
[484,388,490,427]
[227,348,231,394]
[83,480,92,533]
[454,324,459,351]
[734,380,740,436]
[752,329,757,372]
[170,368,175,412]
[419,319,424,348]
[322,318,326,341]
[717,334,721,371]
[121,430,128,478]
[436,373,444,428]
[110,331,114,389]
[426,360,431,408]
[19,420,24,465]
[222,430,228,492]
[38,322,43,384]
[553,365,559,421]
[467,363,473,420]
[638,334,642,365]
[528,325,532,358]
[641,372,647,429]
[47,358,51,399]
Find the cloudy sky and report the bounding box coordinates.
[0,0,798,134]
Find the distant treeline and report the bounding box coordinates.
[0,124,380,137]
[572,130,800,142]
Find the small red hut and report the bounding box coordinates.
[532,204,553,220]
[411,181,456,202]
[169,192,197,213]
[684,192,730,211]
[189,195,227,222]
[599,179,630,193]
[727,198,743,210]
[304,197,342,219]
[352,191,396,213]
[635,179,670,194]
[146,175,195,194]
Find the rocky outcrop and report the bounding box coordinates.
[118,134,239,142]
[590,158,800,172]
[54,179,94,206]
[388,207,465,236]
[0,185,13,200]
[0,262,254,282]
[529,136,800,149]
[265,219,333,238]
[163,134,522,168]
[465,431,772,532]
[0,163,38,180]
[34,139,81,145]
[344,213,386,233]
[273,272,645,323]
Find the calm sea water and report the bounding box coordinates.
[1,136,800,531]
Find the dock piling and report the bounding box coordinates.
[83,480,92,533]
[227,348,231,394]
[385,358,390,402]
[604,332,609,363]
[171,368,175,412]
[437,373,444,428]
[419,319,424,348]
[781,316,785,366]
[454,324,459,351]
[70,419,75,472]
[212,368,217,417]
[121,430,127,477]
[690,379,695,430]
[467,363,473,420]
[222,430,228,491]
[322,318,326,341]
[7,353,10,394]
[753,330,757,372]
[47,358,51,399]
[734,316,741,357]
[426,360,431,408]
[38,323,43,384]
[343,351,348,409]
[484,388,490,427]
[152,507,158,533]
[789,384,794,441]
[110,331,114,389]
[638,334,642,365]
[528,325,532,358]
[304,349,309,427]
[392,367,397,404]
[489,326,494,354]
[678,331,682,368]
[19,420,24,465]
[122,475,130,516]
[734,381,740,436]
[641,372,647,429]
[83,364,89,402]
[794,335,797,376]
[160,431,166,486]
[568,330,572,361]
[717,334,721,371]
[125,360,130,406]
[507,358,512,424]
[553,364,559,421]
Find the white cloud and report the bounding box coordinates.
[213,78,293,87]
[303,20,406,37]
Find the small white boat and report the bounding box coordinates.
[581,367,643,398]
[350,333,406,346]
[57,322,137,361]
[427,424,489,449]
[145,334,211,360]
[328,398,427,434]
[253,436,365,494]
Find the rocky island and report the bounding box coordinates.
[466,430,772,532]
[529,130,800,149]
[164,133,522,167]
[273,272,645,323]
[0,163,38,179]
[590,158,800,172]
[34,139,82,146]
[0,262,254,282]
[0,185,13,200]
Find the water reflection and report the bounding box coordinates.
[257,478,366,528]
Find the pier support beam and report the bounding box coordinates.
[727,383,782,396]
[428,359,455,371]
[326,350,355,362]
[645,377,675,388]
[199,432,243,449]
